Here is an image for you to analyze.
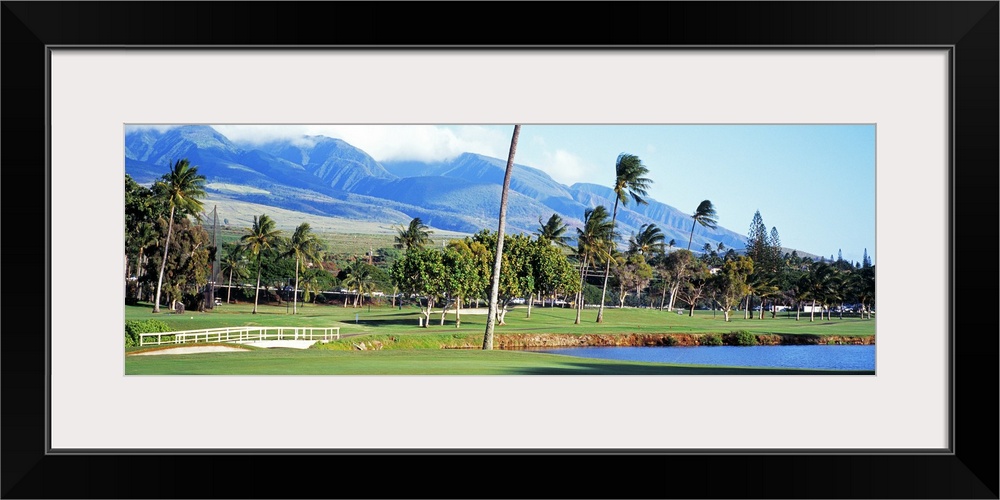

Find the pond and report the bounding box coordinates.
[524,345,876,371]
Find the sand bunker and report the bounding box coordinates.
[131,345,249,355]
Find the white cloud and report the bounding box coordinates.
[208,124,512,164]
[533,149,601,187]
[125,124,178,133]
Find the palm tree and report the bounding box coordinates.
[804,262,837,322]
[628,223,666,258]
[596,153,652,323]
[483,124,520,350]
[341,260,374,308]
[535,213,572,250]
[394,217,434,250]
[298,271,322,304]
[152,159,206,313]
[687,200,719,251]
[239,214,283,314]
[284,223,324,314]
[219,244,249,304]
[574,205,614,324]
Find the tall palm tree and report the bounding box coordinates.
[284,223,324,314]
[152,159,206,313]
[219,243,248,304]
[535,213,572,250]
[483,124,520,350]
[394,217,433,250]
[239,214,283,314]
[597,153,652,323]
[687,200,718,251]
[574,205,614,324]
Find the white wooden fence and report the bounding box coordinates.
[139,326,340,347]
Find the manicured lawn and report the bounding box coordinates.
[126,301,875,339]
[125,347,871,375]
[125,301,875,375]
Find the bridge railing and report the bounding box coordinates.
[139,326,341,347]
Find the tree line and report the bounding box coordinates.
[126,153,875,330]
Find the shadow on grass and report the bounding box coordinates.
[507,360,875,376]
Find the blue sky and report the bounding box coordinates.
[181,124,876,264]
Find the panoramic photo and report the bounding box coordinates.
[123,124,876,375]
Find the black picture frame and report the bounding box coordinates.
[3,2,997,498]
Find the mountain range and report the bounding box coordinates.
[124,125,751,252]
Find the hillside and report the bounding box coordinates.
[125,125,752,253]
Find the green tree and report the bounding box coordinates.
[151,159,206,313]
[675,257,711,316]
[857,265,876,319]
[394,217,433,250]
[535,213,573,250]
[342,260,378,308]
[663,249,695,312]
[473,231,537,326]
[284,223,325,314]
[219,243,249,304]
[710,256,754,322]
[483,125,520,349]
[391,246,448,327]
[529,236,580,315]
[803,261,838,322]
[574,205,614,324]
[597,153,652,323]
[125,174,166,302]
[686,200,718,251]
[239,214,283,314]
[143,216,212,311]
[441,245,477,327]
[629,223,666,258]
[612,252,653,308]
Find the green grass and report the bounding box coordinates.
[124,301,875,375]
[125,347,870,375]
[126,301,875,338]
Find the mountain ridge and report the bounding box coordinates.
[124,125,753,253]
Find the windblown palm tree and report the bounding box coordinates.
[284,223,324,314]
[628,223,666,258]
[394,217,433,250]
[687,200,718,251]
[535,213,573,250]
[152,159,206,313]
[239,214,283,314]
[597,153,652,323]
[574,205,614,324]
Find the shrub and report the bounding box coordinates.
[125,319,172,347]
[731,330,759,346]
[700,333,723,346]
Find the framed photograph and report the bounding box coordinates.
[4,2,996,498]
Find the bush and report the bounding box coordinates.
[125,319,172,347]
[731,330,759,346]
[581,284,603,306]
[700,333,723,346]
